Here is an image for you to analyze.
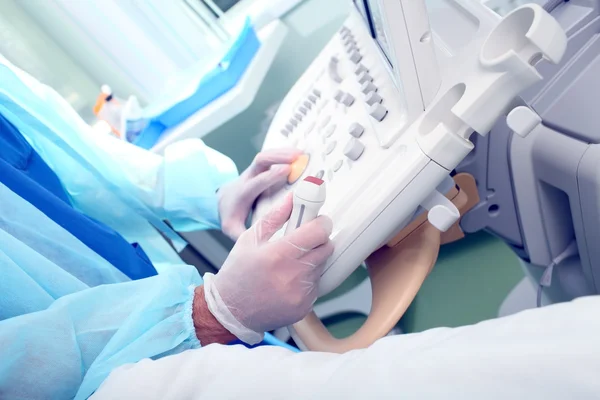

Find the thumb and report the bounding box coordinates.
[254,193,293,243]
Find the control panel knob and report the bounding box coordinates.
[343,138,365,161]
[290,118,299,127]
[334,90,345,102]
[365,91,383,106]
[369,103,388,122]
[285,123,294,132]
[357,71,373,84]
[361,81,377,95]
[308,94,317,104]
[340,93,355,107]
[299,106,308,115]
[281,128,290,137]
[303,100,313,110]
[312,89,322,98]
[294,113,303,121]
[354,64,368,75]
[348,122,364,138]
[349,50,362,64]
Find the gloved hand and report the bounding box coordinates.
[203,194,334,345]
[218,148,303,241]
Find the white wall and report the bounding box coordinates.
[0,0,100,120]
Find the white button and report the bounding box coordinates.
[369,103,388,122]
[320,115,332,128]
[325,140,337,154]
[361,81,377,94]
[344,138,365,161]
[281,128,290,137]
[349,51,362,64]
[304,121,316,136]
[313,89,322,98]
[333,159,343,172]
[341,93,355,107]
[324,124,336,138]
[348,122,364,138]
[290,119,298,127]
[365,91,383,106]
[334,90,344,102]
[308,95,317,103]
[357,72,373,84]
[285,123,294,131]
[299,107,308,115]
[294,113,303,121]
[303,100,313,109]
[355,64,368,75]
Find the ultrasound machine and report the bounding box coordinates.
[253,0,600,353]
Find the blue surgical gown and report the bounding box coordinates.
[0,56,240,398]
[0,54,239,270]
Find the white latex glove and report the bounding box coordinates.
[203,194,334,345]
[218,148,303,240]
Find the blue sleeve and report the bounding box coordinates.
[0,265,203,400]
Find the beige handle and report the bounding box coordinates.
[290,173,480,353]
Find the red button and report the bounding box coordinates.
[304,176,324,186]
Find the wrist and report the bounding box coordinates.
[192,285,236,345]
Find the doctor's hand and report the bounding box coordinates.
[218,148,303,241]
[203,194,334,345]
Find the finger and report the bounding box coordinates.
[253,193,293,243]
[250,148,303,175]
[280,216,333,259]
[243,164,291,200]
[297,241,335,268]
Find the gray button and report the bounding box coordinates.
[320,115,332,129]
[294,113,303,121]
[361,81,377,95]
[308,94,317,103]
[341,93,355,107]
[290,118,298,127]
[369,103,388,122]
[334,90,345,102]
[344,38,357,48]
[365,91,383,106]
[357,71,373,84]
[299,106,308,115]
[355,64,368,75]
[331,56,339,63]
[285,123,294,131]
[315,170,325,179]
[344,138,365,161]
[348,122,364,138]
[303,100,313,109]
[281,128,290,137]
[325,140,337,155]
[349,50,362,64]
[333,159,343,172]
[313,89,322,98]
[324,123,336,138]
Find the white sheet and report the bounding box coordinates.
[91,295,600,399]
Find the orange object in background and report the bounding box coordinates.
[92,85,123,139]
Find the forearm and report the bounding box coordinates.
[0,265,203,400]
[193,285,236,345]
